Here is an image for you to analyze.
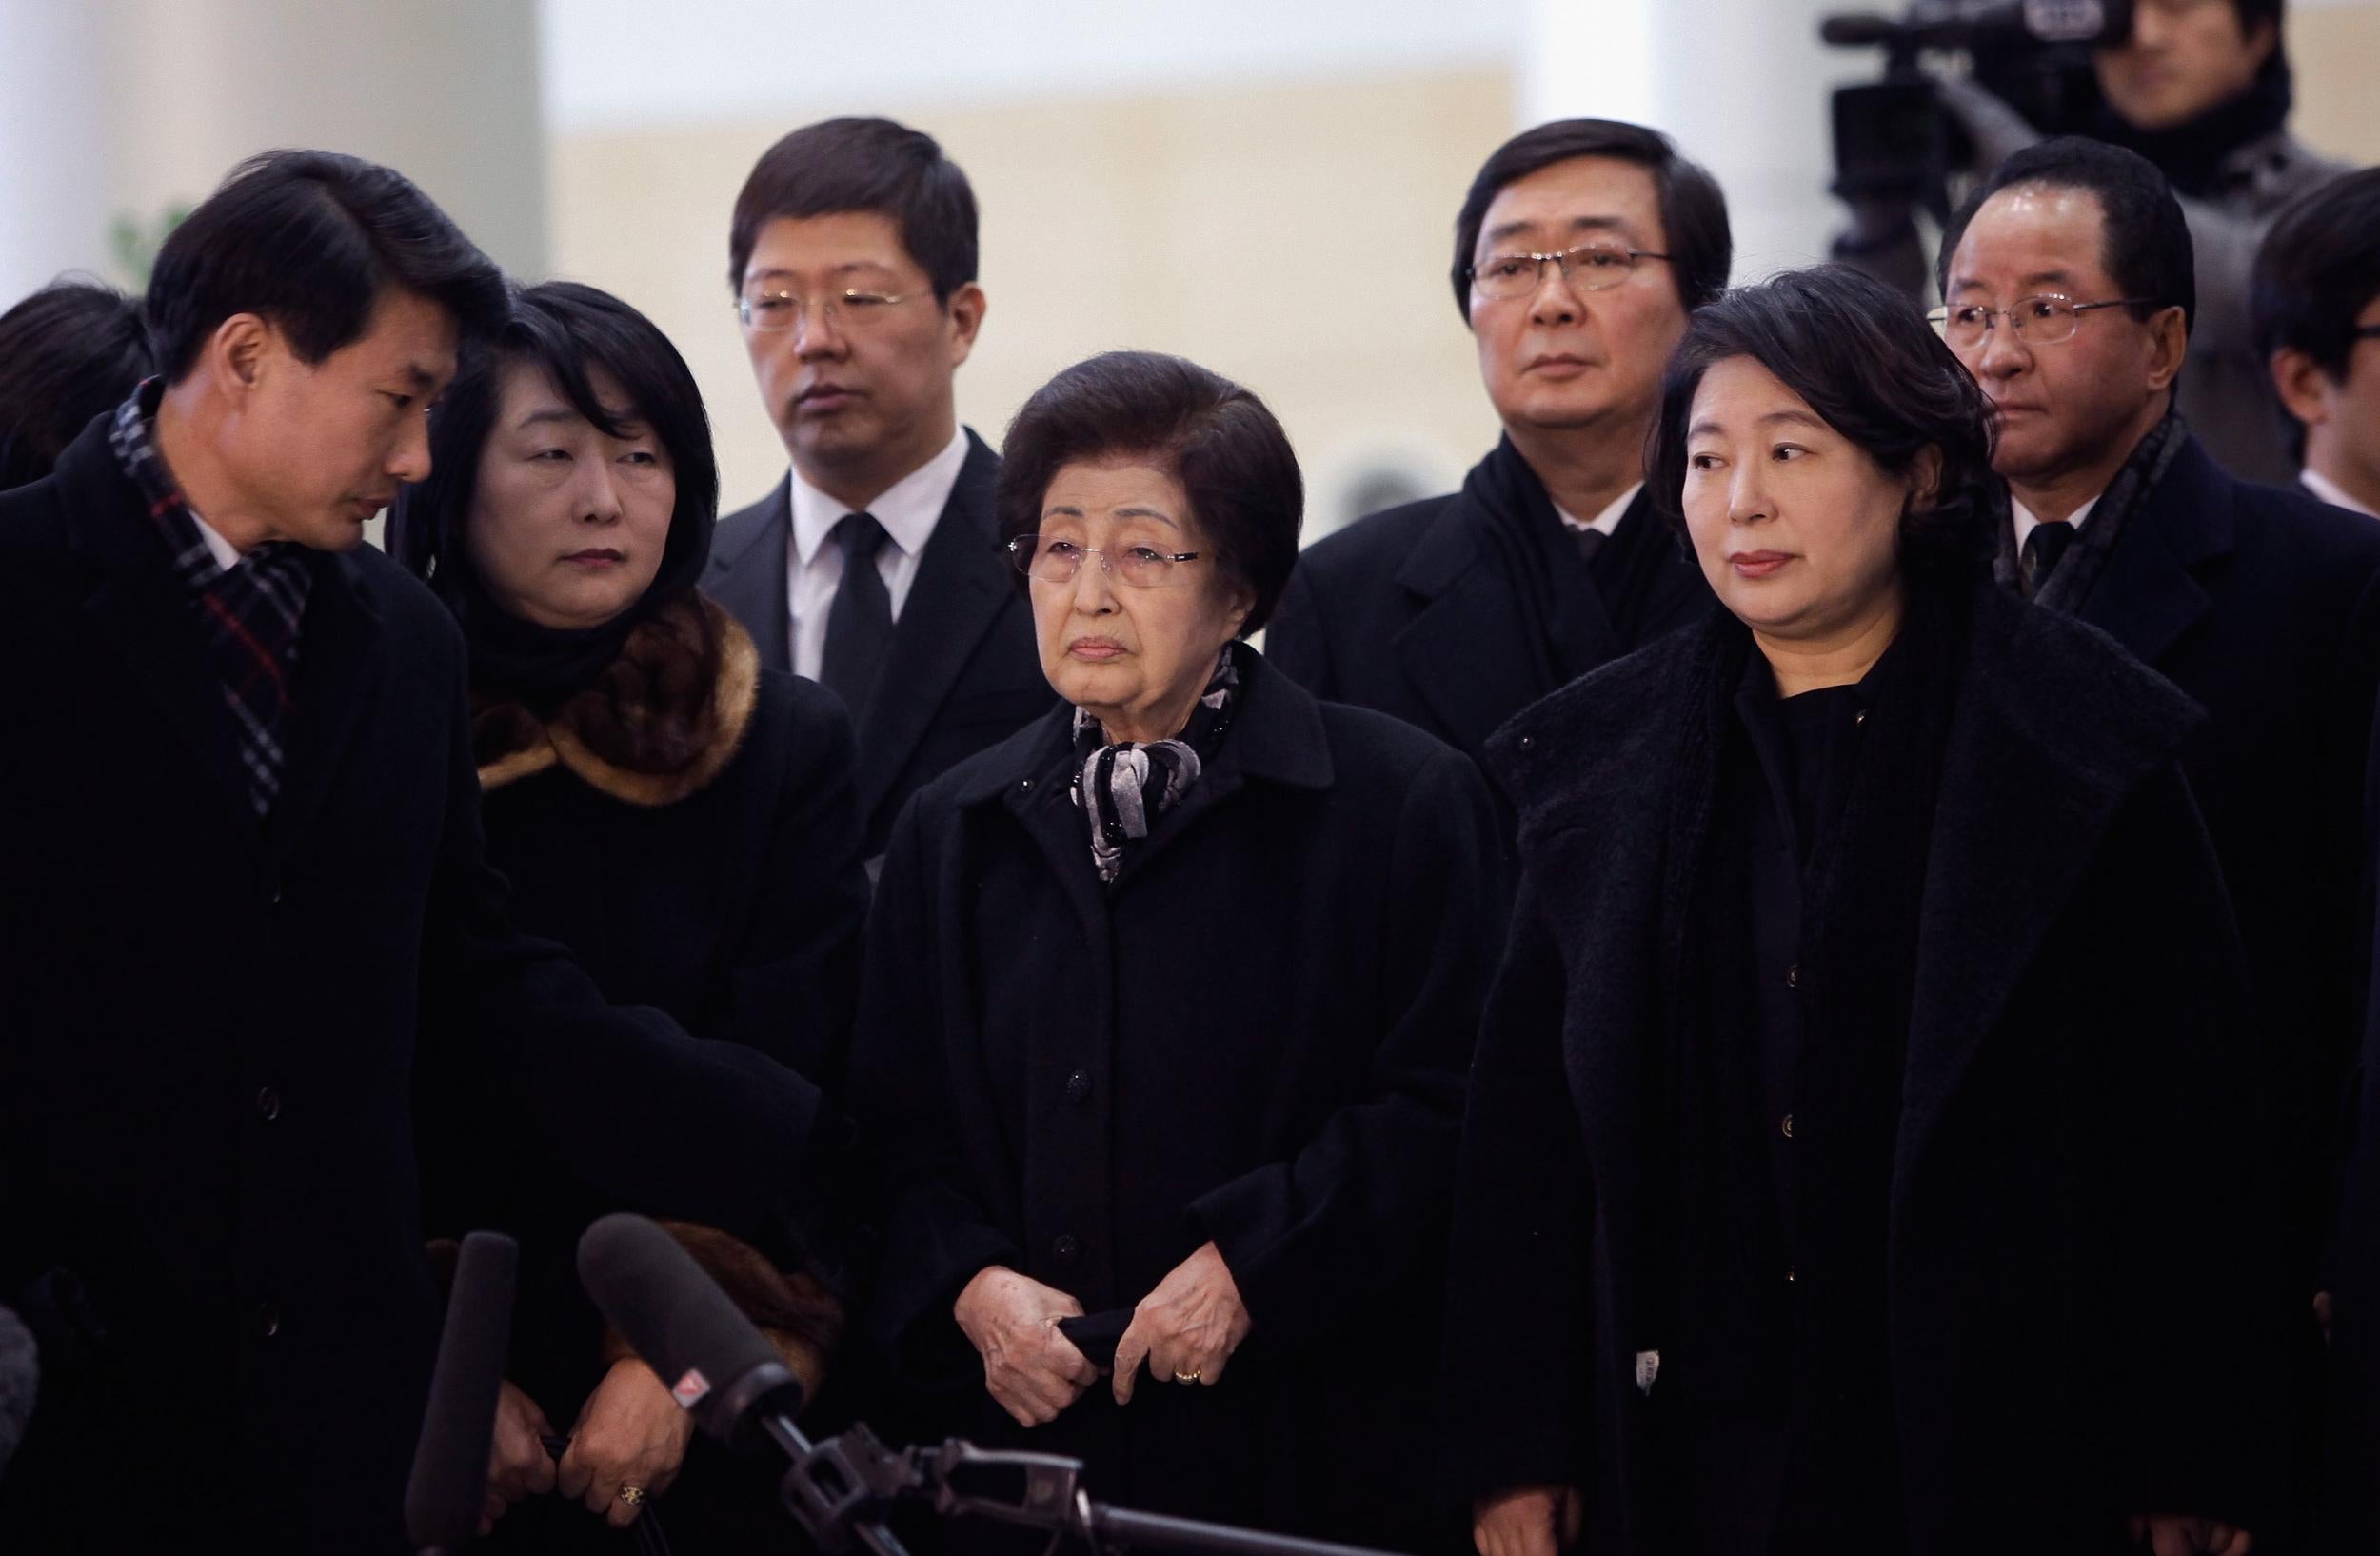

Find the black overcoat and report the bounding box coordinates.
[849,652,1505,1548]
[2053,435,2380,1276]
[1442,589,2285,1554]
[0,420,824,1552]
[1264,479,1709,773]
[704,430,1054,856]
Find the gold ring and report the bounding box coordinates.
[617,1485,646,1506]
[1173,1367,1201,1384]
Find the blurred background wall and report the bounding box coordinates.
[2,0,2373,539]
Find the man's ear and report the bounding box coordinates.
[208,312,275,400]
[944,283,987,369]
[2143,305,2189,394]
[2269,346,2332,431]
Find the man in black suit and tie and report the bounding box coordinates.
[1939,137,2380,1545]
[707,117,1048,857]
[1266,119,1727,788]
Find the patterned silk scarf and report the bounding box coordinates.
[1069,646,1243,884]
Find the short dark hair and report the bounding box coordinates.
[0,280,153,488]
[998,351,1302,637]
[1451,119,1733,322]
[728,117,979,300]
[1938,136,2195,335]
[1647,265,1999,584]
[2252,167,2380,385]
[387,280,719,608]
[147,149,506,385]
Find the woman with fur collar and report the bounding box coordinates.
[389,281,865,1550]
[1444,267,2283,1556]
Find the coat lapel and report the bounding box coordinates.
[60,432,256,836]
[853,435,1012,816]
[1894,594,2201,1195]
[705,478,793,673]
[259,550,384,878]
[2075,437,2232,671]
[1391,499,1553,755]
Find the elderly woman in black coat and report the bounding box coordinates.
[1443,267,2286,1556]
[390,281,865,1549]
[848,350,1504,1546]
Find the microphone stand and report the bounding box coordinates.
[755,1414,1414,1556]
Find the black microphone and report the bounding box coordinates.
[576,1212,804,1449]
[0,1302,36,1474]
[405,1231,519,1555]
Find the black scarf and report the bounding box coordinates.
[2092,52,2293,200]
[1994,408,2189,615]
[1653,584,1967,1544]
[1463,435,1672,687]
[1069,644,1243,884]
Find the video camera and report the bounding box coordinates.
[1823,0,2132,217]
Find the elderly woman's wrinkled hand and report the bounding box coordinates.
[555,1357,696,1527]
[1111,1241,1252,1404]
[481,1378,558,1534]
[954,1266,1100,1427]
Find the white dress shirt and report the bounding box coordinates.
[1554,481,1642,541]
[191,511,241,571]
[2304,468,2379,521]
[2011,491,2102,552]
[784,428,970,682]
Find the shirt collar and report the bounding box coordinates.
[2010,489,2102,550]
[2304,468,2379,521]
[1553,481,1642,538]
[788,426,971,566]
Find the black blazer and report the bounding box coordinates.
[2055,434,2380,1278]
[704,430,1052,855]
[1443,590,2284,1554]
[0,421,823,1553]
[848,652,1505,1549]
[1265,483,1710,771]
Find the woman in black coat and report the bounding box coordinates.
[848,351,1505,1548]
[390,281,866,1549]
[1443,268,2285,1556]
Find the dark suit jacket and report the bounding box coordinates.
[704,430,1051,855]
[1444,589,2284,1553]
[2053,435,2380,1280]
[0,419,823,1553]
[849,652,1506,1550]
[1265,481,1710,773]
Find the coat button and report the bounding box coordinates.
[1784,962,1799,989]
[1518,734,1536,751]
[254,1302,281,1338]
[1784,1267,1796,1287]
[1854,710,1867,728]
[1780,1112,1794,1141]
[1020,778,1033,791]
[255,1087,282,1122]
[1064,1070,1092,1105]
[1052,1234,1081,1267]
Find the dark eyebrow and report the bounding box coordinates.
[1482,213,1632,249]
[1041,503,1180,529]
[1949,267,2079,297]
[398,363,439,391]
[1757,409,1828,430]
[515,405,585,430]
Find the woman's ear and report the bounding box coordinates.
[1906,446,1945,513]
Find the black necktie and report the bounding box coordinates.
[2021,520,2076,599]
[1574,526,1607,568]
[820,512,893,715]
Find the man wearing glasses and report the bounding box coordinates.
[1267,120,1726,805]
[1942,135,2380,1550]
[708,116,1048,858]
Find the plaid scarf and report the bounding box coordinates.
[1993,408,2190,616]
[1069,644,1242,884]
[110,381,314,817]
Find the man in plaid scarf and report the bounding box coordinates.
[0,151,828,1553]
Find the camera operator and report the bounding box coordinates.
[1836,0,2349,485]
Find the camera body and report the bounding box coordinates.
[1826,0,2132,213]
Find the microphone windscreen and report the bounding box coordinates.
[576,1212,784,1437]
[0,1302,35,1473]
[404,1231,518,1549]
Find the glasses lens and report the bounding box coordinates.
[2012,296,2079,343]
[1013,534,1082,582]
[1938,304,1992,349]
[1562,246,1635,291]
[1111,547,1179,588]
[1472,254,1541,300]
[741,292,798,330]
